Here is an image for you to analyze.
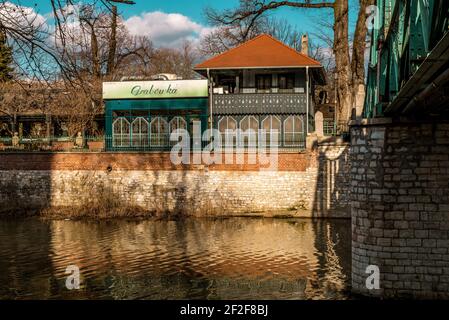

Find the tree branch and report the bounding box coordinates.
[223,1,334,25]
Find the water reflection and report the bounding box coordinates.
[0,218,350,300]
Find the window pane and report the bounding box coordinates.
[287,76,294,89]
[218,117,227,132]
[113,120,121,134]
[178,117,186,129]
[262,117,270,130]
[284,133,294,146]
[279,76,286,89]
[294,116,302,131]
[256,75,271,90]
[272,116,281,130]
[240,116,249,131]
[249,117,258,131]
[265,76,271,88]
[151,118,159,133]
[228,117,237,130]
[160,119,168,132]
[132,119,140,133]
[170,117,185,132]
[284,116,293,132]
[141,120,148,133]
[122,120,130,134]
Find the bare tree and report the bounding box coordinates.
[200,14,306,56]
[149,41,198,79]
[203,0,375,128]
[113,35,155,78]
[0,0,209,141]
[262,18,302,50]
[200,2,268,56]
[0,0,136,138]
[106,5,118,76]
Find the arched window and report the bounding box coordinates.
[113,117,130,147]
[283,115,304,147]
[261,115,281,146]
[239,116,258,148]
[169,117,187,146]
[132,117,149,147]
[150,117,169,147]
[218,116,237,148]
[169,117,187,132]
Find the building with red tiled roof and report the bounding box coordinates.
[195,34,323,70]
[195,34,326,149]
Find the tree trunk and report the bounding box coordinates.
[333,0,351,130]
[351,0,375,117]
[106,5,117,77]
[90,26,101,79]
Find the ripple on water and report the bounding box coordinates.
[0,217,351,300]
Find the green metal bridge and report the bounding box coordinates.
[364,0,449,118]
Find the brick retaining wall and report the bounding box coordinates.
[0,146,350,217]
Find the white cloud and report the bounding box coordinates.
[0,1,47,29]
[1,5,215,50]
[124,11,213,47]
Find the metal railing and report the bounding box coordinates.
[0,135,104,152]
[323,118,337,136]
[106,130,306,152]
[0,132,308,152]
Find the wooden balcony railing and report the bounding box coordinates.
[212,93,307,115]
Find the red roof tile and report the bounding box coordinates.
[195,34,322,70]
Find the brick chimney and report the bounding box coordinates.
[301,34,309,56]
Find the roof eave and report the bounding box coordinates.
[194,65,323,71]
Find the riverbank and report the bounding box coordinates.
[0,206,350,220]
[0,146,351,219]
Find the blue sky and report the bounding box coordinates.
[12,0,359,48]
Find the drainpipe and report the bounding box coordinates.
[207,68,213,134]
[306,66,309,135]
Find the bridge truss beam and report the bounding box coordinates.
[364,0,449,118]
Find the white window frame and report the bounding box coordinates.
[169,116,187,132]
[112,117,130,147]
[218,116,237,148]
[283,115,304,147]
[239,115,259,148]
[150,117,169,147]
[169,116,187,146]
[131,117,149,147]
[261,115,281,147]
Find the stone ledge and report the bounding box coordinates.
[349,118,393,127]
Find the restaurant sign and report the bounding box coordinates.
[103,80,208,100]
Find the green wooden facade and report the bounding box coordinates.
[104,98,208,151]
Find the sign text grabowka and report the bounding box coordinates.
[103,80,208,100]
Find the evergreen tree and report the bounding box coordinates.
[0,30,13,82]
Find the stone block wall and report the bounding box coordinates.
[0,146,350,218]
[351,120,449,298]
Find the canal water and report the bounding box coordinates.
[0,218,351,300]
